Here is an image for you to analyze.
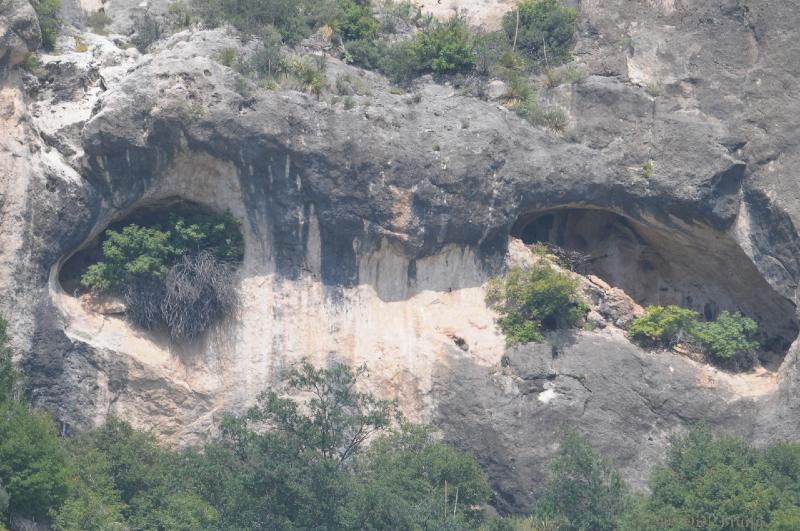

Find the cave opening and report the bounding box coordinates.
[511,207,799,368]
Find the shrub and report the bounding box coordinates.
[284,55,327,96]
[80,211,243,339]
[215,47,238,67]
[345,38,388,70]
[380,15,476,83]
[336,0,380,40]
[642,160,653,178]
[629,306,761,368]
[193,0,315,44]
[167,0,191,29]
[414,15,476,74]
[238,27,284,79]
[486,262,589,344]
[87,10,112,34]
[131,12,163,52]
[691,311,759,361]
[627,305,699,346]
[502,0,577,67]
[31,0,61,51]
[74,36,88,53]
[645,81,661,97]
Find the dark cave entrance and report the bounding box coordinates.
[511,207,799,366]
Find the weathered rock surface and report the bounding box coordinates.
[2,0,800,515]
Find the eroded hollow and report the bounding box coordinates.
[512,207,798,366]
[59,198,244,340]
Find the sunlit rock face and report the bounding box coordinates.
[4,0,800,514]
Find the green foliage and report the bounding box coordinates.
[627,305,699,346]
[345,37,389,70]
[31,0,61,51]
[196,360,399,528]
[380,15,477,83]
[534,428,626,531]
[0,319,16,405]
[645,81,662,97]
[690,311,759,360]
[80,211,243,293]
[352,424,491,528]
[336,0,380,40]
[629,306,760,366]
[502,0,577,67]
[51,446,126,531]
[414,15,477,74]
[215,47,238,67]
[167,0,191,29]
[621,426,800,530]
[642,160,653,178]
[285,54,327,96]
[0,401,70,520]
[87,10,112,35]
[486,263,589,344]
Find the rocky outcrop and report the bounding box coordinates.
[3,0,800,514]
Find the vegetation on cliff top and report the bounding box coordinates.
[194,0,577,130]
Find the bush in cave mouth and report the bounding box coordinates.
[80,211,244,340]
[486,261,589,344]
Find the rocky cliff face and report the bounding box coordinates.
[2,0,800,514]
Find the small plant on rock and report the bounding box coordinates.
[486,262,589,345]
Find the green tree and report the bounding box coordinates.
[621,426,800,531]
[205,359,399,529]
[351,424,491,529]
[486,263,589,344]
[534,428,626,531]
[0,318,70,522]
[0,402,70,520]
[502,0,577,67]
[51,447,126,531]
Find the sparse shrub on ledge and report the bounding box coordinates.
[628,305,761,369]
[627,305,699,347]
[486,262,589,345]
[80,211,243,340]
